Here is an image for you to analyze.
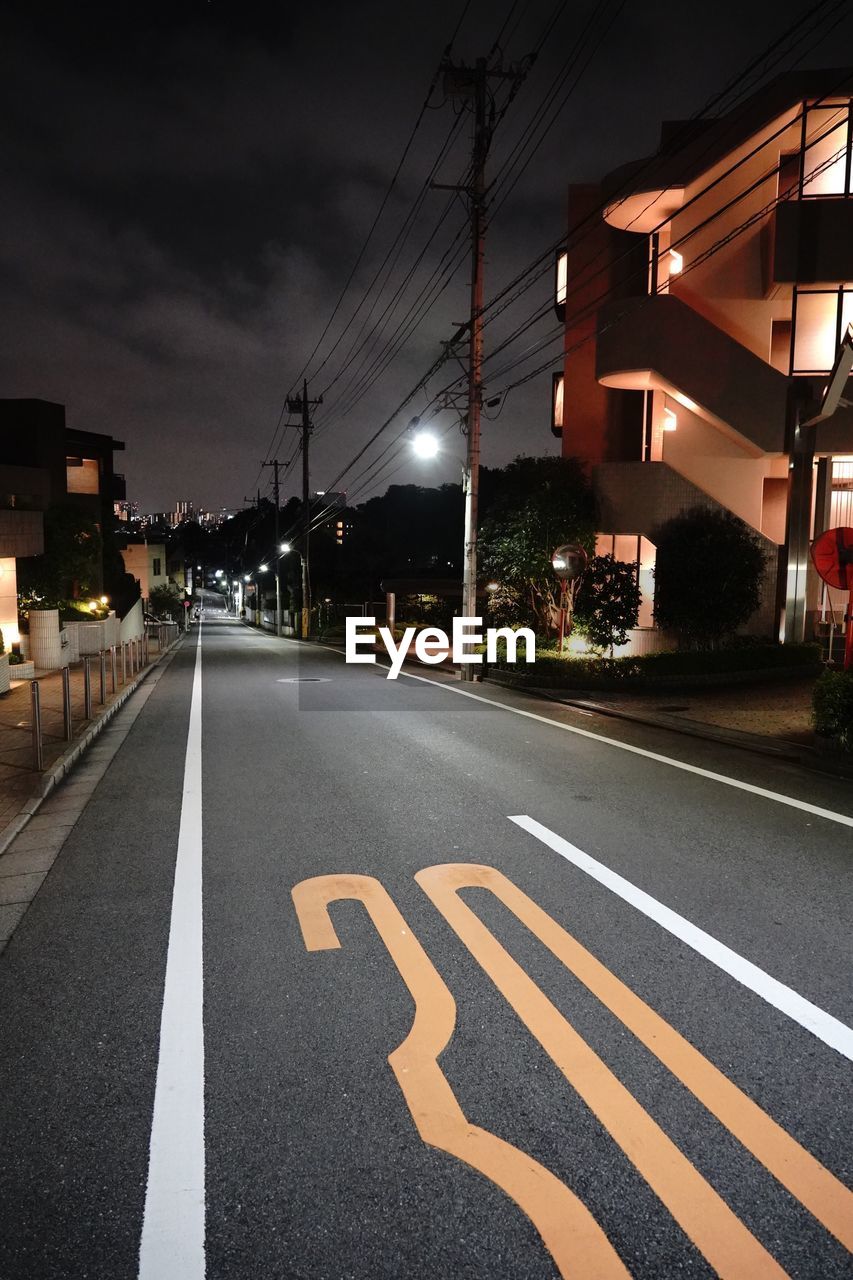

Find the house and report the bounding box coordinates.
[0,398,126,643]
[119,538,169,605]
[553,69,853,650]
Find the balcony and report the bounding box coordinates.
[773,199,853,285]
[596,293,788,454]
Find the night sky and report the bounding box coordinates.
[1,0,849,513]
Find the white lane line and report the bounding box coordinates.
[139,621,206,1279]
[510,814,853,1062]
[386,668,853,831]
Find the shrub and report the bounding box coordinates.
[653,506,766,647]
[488,641,821,687]
[813,669,853,751]
[574,555,641,654]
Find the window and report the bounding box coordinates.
[551,373,564,438]
[65,457,100,494]
[554,249,567,319]
[152,557,162,576]
[801,103,852,198]
[792,286,853,373]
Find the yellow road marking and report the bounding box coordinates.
[416,863,853,1254]
[292,873,629,1279]
[417,863,798,1279]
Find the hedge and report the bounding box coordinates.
[487,642,823,689]
[813,669,853,751]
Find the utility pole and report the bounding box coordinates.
[437,55,522,679]
[286,380,322,639]
[261,460,283,636]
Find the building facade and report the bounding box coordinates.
[554,70,853,648]
[0,399,126,644]
[119,540,169,604]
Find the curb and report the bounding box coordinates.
[518,688,853,781]
[0,636,186,860]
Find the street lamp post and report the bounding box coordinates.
[411,429,481,679]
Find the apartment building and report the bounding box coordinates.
[0,398,126,644]
[553,69,853,649]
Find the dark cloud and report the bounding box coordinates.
[1,0,848,511]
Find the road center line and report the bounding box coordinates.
[510,814,853,1062]
[139,622,206,1279]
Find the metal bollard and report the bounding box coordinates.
[62,666,73,741]
[110,645,117,694]
[83,656,92,720]
[121,642,127,684]
[31,680,44,771]
[143,632,148,665]
[99,650,107,704]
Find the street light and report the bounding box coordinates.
[412,430,440,460]
[410,426,486,680]
[279,541,291,554]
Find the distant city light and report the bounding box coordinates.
[412,431,440,459]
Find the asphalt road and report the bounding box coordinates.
[0,600,851,1279]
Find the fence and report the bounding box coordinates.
[24,623,181,771]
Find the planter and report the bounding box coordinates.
[9,659,35,681]
[0,653,9,695]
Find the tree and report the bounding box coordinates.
[148,583,185,621]
[574,555,641,655]
[653,506,766,648]
[18,505,102,605]
[479,456,595,634]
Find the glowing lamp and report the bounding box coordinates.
[412,431,440,460]
[668,249,683,274]
[663,407,677,432]
[100,595,109,605]
[279,542,291,554]
[258,564,269,573]
[88,600,99,612]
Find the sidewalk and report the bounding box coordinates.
[534,673,853,776]
[0,636,181,854]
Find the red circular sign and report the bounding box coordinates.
[811,527,853,591]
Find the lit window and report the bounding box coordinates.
[551,373,564,438]
[66,457,100,495]
[554,249,567,319]
[668,249,683,274]
[662,407,677,431]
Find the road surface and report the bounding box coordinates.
[0,601,851,1278]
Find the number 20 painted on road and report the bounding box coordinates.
[291,865,852,1279]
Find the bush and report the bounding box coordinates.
[574,555,641,654]
[654,506,766,647]
[813,670,853,751]
[488,641,821,687]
